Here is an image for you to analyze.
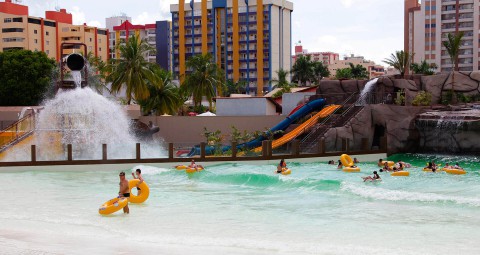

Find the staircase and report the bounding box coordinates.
[0,113,36,153]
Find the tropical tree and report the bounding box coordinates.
[86,52,111,94]
[108,35,156,104]
[348,63,369,79]
[410,60,437,75]
[270,69,292,89]
[223,80,246,97]
[383,50,414,76]
[291,55,315,86]
[0,49,55,106]
[137,66,183,115]
[182,54,224,109]
[312,61,330,82]
[335,68,353,80]
[442,32,464,104]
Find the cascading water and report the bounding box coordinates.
[71,71,82,88]
[3,70,166,161]
[355,78,379,106]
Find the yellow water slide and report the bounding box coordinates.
[253,105,341,152]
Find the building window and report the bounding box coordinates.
[89,38,92,42]
[46,31,49,36]
[99,39,101,43]
[46,41,49,45]
[4,18,12,23]
[2,28,24,33]
[99,47,102,51]
[13,17,23,22]
[34,39,38,44]
[34,30,38,34]
[46,50,50,55]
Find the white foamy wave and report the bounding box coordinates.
[341,182,480,207]
[130,165,170,175]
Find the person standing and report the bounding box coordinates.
[118,172,130,214]
[132,168,144,195]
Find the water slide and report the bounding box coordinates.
[253,104,341,153]
[187,98,327,156]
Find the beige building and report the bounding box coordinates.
[405,0,479,72]
[329,55,385,79]
[0,0,108,61]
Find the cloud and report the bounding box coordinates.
[133,12,162,25]
[87,20,102,28]
[70,6,86,25]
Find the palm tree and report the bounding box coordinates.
[348,63,369,79]
[138,66,182,115]
[223,80,246,97]
[410,60,436,75]
[270,69,292,89]
[335,68,352,80]
[383,50,414,76]
[443,32,464,104]
[291,55,315,86]
[108,35,156,104]
[182,54,224,109]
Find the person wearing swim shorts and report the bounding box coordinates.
[118,172,130,214]
[132,168,144,195]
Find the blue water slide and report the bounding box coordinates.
[187,98,326,156]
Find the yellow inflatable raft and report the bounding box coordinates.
[128,179,150,204]
[380,161,395,167]
[185,166,204,173]
[98,197,128,215]
[391,171,410,177]
[281,168,291,175]
[444,169,467,175]
[423,167,444,172]
[340,154,354,167]
[343,167,361,173]
[176,165,188,170]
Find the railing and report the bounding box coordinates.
[0,139,388,167]
[0,113,35,152]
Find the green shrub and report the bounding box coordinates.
[412,91,432,106]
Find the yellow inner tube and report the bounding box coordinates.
[391,171,410,177]
[281,168,291,175]
[128,179,150,204]
[176,165,188,170]
[381,161,395,167]
[343,167,360,173]
[444,169,466,175]
[98,197,128,215]
[186,166,204,173]
[340,154,354,167]
[423,167,444,172]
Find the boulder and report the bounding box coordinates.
[318,80,342,95]
[340,80,360,94]
[422,73,449,104]
[469,71,480,82]
[357,80,367,92]
[393,79,419,91]
[443,72,479,92]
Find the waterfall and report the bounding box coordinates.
[356,78,379,106]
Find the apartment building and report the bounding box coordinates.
[170,0,294,95]
[405,0,479,72]
[329,55,385,79]
[292,44,339,66]
[112,20,157,63]
[0,0,108,61]
[106,15,132,60]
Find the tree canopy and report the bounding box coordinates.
[383,50,414,76]
[0,49,56,106]
[291,55,330,86]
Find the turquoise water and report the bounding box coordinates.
[0,154,479,254]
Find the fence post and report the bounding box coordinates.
[262,140,268,159]
[136,143,141,160]
[200,142,206,159]
[102,144,107,160]
[292,140,300,156]
[168,143,174,159]
[231,142,237,158]
[268,140,273,157]
[361,138,369,151]
[31,145,36,162]
[67,144,72,161]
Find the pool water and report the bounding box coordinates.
[1,154,479,254]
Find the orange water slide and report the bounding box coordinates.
[254,105,341,152]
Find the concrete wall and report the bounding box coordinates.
[282,92,315,115]
[216,98,277,116]
[139,115,285,144]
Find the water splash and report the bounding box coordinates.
[71,71,82,88]
[356,78,379,105]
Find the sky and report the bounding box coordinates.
[24,0,404,65]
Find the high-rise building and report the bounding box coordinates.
[106,15,132,59]
[0,0,108,61]
[292,44,339,66]
[170,0,294,95]
[405,0,478,72]
[156,20,172,72]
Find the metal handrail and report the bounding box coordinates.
[0,113,36,152]
[300,92,358,144]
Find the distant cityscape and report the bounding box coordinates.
[0,0,399,95]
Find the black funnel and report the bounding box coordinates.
[66,53,85,71]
